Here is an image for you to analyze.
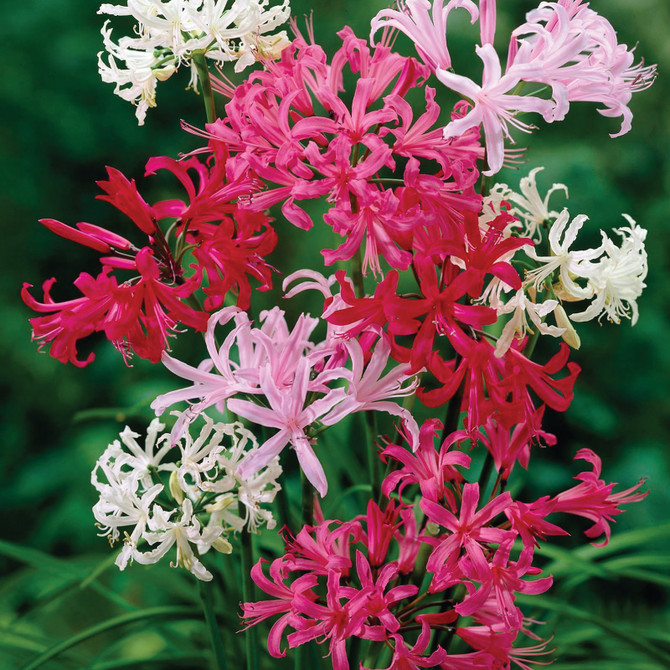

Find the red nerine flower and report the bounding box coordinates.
[23,147,276,365]
[22,248,208,366]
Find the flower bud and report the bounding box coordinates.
[169,470,185,504]
[555,305,581,349]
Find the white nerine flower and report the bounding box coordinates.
[492,289,565,358]
[98,0,291,124]
[522,210,648,331]
[495,168,568,241]
[570,216,648,325]
[92,416,282,580]
[200,421,282,533]
[175,414,227,493]
[91,418,174,495]
[134,499,213,581]
[479,185,520,238]
[524,209,603,300]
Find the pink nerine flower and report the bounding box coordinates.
[370,0,478,72]
[241,559,319,659]
[511,0,657,135]
[381,419,471,505]
[320,334,421,448]
[551,448,647,546]
[230,359,345,497]
[421,483,513,589]
[373,0,656,176]
[366,620,447,670]
[456,541,552,630]
[437,44,553,175]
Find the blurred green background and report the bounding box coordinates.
[1,0,669,668]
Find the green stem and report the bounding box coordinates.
[479,451,495,495]
[523,327,541,359]
[436,584,466,654]
[239,501,258,670]
[351,245,365,299]
[301,471,314,526]
[276,478,294,531]
[369,178,406,185]
[197,581,229,670]
[364,411,381,503]
[192,51,217,124]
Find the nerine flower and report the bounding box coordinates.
[23,151,275,367]
[437,43,554,176]
[494,167,568,241]
[370,0,478,72]
[198,27,483,277]
[551,448,647,546]
[526,211,649,327]
[98,0,292,123]
[92,417,281,579]
[229,358,345,497]
[371,0,656,175]
[154,304,421,496]
[524,209,602,299]
[570,216,648,325]
[491,288,564,358]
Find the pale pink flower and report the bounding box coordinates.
[151,307,253,439]
[320,334,421,447]
[437,44,553,175]
[511,0,657,135]
[230,358,345,497]
[370,0,478,72]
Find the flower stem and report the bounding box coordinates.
[364,411,382,503]
[197,580,229,670]
[479,451,495,493]
[192,51,217,124]
[301,470,314,526]
[523,327,541,359]
[351,245,365,299]
[276,479,294,531]
[295,472,313,670]
[238,501,258,670]
[348,246,383,501]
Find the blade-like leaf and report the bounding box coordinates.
[20,606,201,670]
[91,654,210,669]
[516,595,670,666]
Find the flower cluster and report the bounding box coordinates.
[98,0,292,123]
[22,144,276,366]
[197,25,484,276]
[242,421,646,669]
[152,305,421,496]
[92,417,281,580]
[372,0,657,174]
[480,169,649,354]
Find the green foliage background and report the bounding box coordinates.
[0,0,669,668]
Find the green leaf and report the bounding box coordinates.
[72,401,154,424]
[90,654,210,669]
[573,522,670,561]
[535,543,610,579]
[0,539,82,577]
[19,606,202,670]
[516,595,670,666]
